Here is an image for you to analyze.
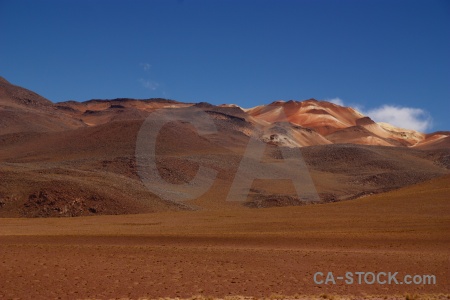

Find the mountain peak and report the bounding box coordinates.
[0,76,10,84]
[0,77,445,149]
[0,76,53,107]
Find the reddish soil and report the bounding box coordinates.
[1,77,449,299]
[0,176,449,299]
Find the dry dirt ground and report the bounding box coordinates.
[1,75,449,300]
[0,175,449,299]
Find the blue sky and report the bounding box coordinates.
[1,0,449,132]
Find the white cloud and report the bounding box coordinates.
[327,97,344,106]
[365,105,432,132]
[139,78,159,90]
[324,97,433,132]
[140,63,151,71]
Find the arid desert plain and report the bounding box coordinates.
[0,77,449,299]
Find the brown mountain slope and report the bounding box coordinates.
[0,76,53,108]
[0,77,449,217]
[2,76,447,149]
[55,98,192,126]
[0,77,84,134]
[247,99,448,148]
[414,131,450,150]
[246,99,366,135]
[1,108,449,216]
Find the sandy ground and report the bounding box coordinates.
[0,234,448,299]
[1,176,449,299]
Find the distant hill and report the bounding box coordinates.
[0,76,448,217]
[0,76,84,134]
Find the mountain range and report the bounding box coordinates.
[0,76,449,217]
